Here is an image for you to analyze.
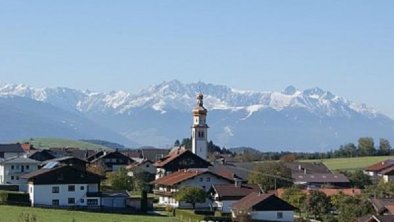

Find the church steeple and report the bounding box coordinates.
[192,93,208,159]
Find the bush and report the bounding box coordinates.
[193,210,214,216]
[0,191,30,206]
[175,209,231,222]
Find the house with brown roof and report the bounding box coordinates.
[371,198,394,215]
[89,151,134,172]
[292,172,350,188]
[358,215,394,222]
[210,183,261,213]
[151,168,235,209]
[22,165,102,208]
[0,143,34,159]
[365,160,394,178]
[154,147,211,179]
[231,192,296,222]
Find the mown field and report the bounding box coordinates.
[0,205,173,222]
[20,138,112,150]
[301,156,393,171]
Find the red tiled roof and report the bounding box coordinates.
[213,184,261,200]
[154,148,189,167]
[365,160,394,172]
[276,188,362,197]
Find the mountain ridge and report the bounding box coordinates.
[0,80,392,151]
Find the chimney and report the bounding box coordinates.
[234,176,242,187]
[304,168,307,174]
[298,164,302,170]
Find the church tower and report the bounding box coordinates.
[192,93,208,159]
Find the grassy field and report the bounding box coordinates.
[20,138,112,150]
[301,156,393,171]
[0,205,173,222]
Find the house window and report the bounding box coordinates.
[80,186,85,191]
[80,199,85,204]
[11,176,14,180]
[68,185,75,192]
[200,177,203,182]
[26,165,30,170]
[146,164,150,168]
[277,212,283,219]
[11,165,14,170]
[52,186,59,193]
[68,198,75,205]
[16,176,19,180]
[87,199,98,206]
[52,199,59,206]
[206,177,210,182]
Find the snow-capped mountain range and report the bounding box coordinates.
[0,80,392,151]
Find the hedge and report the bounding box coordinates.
[175,209,231,222]
[0,191,30,206]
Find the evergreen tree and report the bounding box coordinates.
[379,138,392,155]
[358,137,375,156]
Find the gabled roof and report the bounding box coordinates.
[371,198,394,214]
[232,192,296,211]
[284,162,331,174]
[0,144,25,153]
[378,166,394,175]
[152,169,234,186]
[358,215,394,222]
[154,148,211,168]
[212,184,261,200]
[0,156,40,164]
[292,173,349,183]
[41,156,87,165]
[366,160,394,172]
[90,151,133,164]
[21,165,102,185]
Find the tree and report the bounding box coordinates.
[358,137,375,156]
[279,154,297,162]
[281,187,307,215]
[379,138,392,155]
[331,193,373,222]
[132,171,155,192]
[174,140,180,147]
[364,179,394,198]
[175,186,207,209]
[305,190,331,220]
[108,167,133,190]
[342,170,372,189]
[248,162,292,192]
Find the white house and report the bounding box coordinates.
[232,193,296,222]
[21,165,102,208]
[152,168,235,209]
[0,156,40,191]
[211,183,261,213]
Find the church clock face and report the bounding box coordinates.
[179,158,195,166]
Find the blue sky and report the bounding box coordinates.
[1,1,394,116]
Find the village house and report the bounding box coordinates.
[152,168,235,209]
[126,159,156,176]
[210,183,261,213]
[358,215,394,222]
[0,143,33,159]
[21,165,102,208]
[154,148,212,179]
[89,150,134,172]
[232,192,296,222]
[0,156,40,191]
[40,156,87,171]
[292,172,350,188]
[364,160,394,179]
